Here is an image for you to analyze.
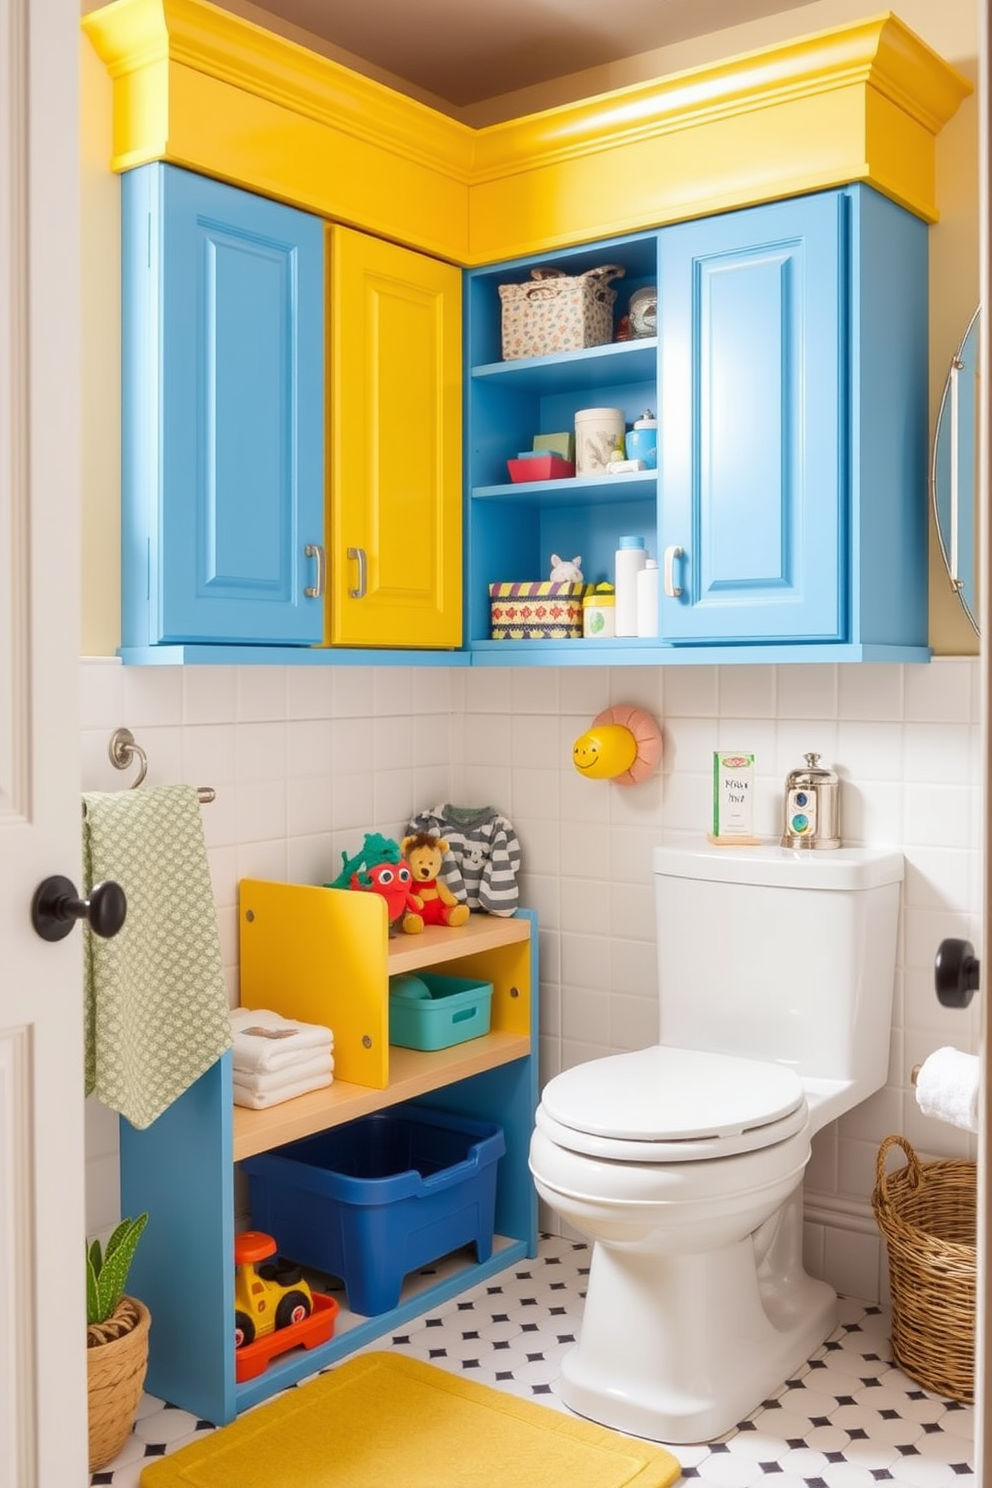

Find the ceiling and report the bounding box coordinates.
[222,0,824,110]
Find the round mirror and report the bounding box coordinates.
[931,307,980,635]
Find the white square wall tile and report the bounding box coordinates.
[838,664,904,721]
[236,665,287,721]
[184,665,237,724]
[333,666,375,717]
[80,656,124,729]
[559,668,611,716]
[235,720,287,781]
[903,721,973,787]
[513,666,560,714]
[903,657,974,724]
[662,666,718,718]
[286,666,335,720]
[775,664,838,719]
[122,664,184,725]
[835,720,905,781]
[374,666,414,717]
[511,712,561,770]
[718,664,775,718]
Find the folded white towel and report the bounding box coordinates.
[230,1006,333,1074]
[234,1052,334,1096]
[233,1069,334,1109]
[915,1046,980,1134]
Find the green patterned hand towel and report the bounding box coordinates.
[82,785,233,1129]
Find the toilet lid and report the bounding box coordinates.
[537,1046,808,1162]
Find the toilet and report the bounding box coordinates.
[529,839,903,1444]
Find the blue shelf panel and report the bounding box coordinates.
[471,338,657,393]
[469,640,932,666]
[472,470,656,504]
[117,646,471,666]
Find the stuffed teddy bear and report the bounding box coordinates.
[401,833,470,928]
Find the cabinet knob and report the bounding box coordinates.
[347,546,368,600]
[304,543,325,599]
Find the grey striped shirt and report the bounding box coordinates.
[406,805,521,917]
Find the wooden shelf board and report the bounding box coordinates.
[387,913,530,974]
[233,1030,530,1161]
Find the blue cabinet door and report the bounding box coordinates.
[122,164,325,646]
[658,192,845,643]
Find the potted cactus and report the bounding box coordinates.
[86,1214,151,1471]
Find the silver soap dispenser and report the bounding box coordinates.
[781,752,841,849]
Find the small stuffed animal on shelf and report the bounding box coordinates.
[401,833,470,927]
[325,832,424,933]
[549,554,583,583]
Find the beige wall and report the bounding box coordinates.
[80,0,981,656]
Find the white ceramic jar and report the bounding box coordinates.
[575,407,625,474]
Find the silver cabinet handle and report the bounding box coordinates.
[303,543,325,599]
[949,355,963,591]
[663,544,684,599]
[347,546,367,600]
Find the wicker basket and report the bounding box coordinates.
[872,1134,975,1402]
[87,1295,151,1470]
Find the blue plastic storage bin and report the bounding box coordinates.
[243,1104,505,1316]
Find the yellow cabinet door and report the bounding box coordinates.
[328,226,462,647]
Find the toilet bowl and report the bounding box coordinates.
[529,841,903,1444]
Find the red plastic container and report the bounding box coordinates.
[234,1293,339,1382]
[506,455,575,483]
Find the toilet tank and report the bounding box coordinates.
[653,841,902,1094]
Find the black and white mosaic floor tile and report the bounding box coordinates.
[91,1234,976,1487]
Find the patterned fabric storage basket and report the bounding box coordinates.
[489,580,586,639]
[872,1134,976,1402]
[498,265,624,360]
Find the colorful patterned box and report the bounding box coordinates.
[489,581,587,640]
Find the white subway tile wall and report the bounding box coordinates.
[80,655,982,1304]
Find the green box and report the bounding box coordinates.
[388,972,493,1051]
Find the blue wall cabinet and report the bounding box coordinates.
[121,164,326,649]
[658,187,927,649]
[464,186,929,665]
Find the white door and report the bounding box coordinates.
[979,5,991,1472]
[0,0,89,1480]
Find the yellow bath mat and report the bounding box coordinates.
[139,1352,681,1487]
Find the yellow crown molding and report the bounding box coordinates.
[469,14,967,178]
[82,0,971,266]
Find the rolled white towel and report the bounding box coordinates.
[233,1068,334,1109]
[915,1046,980,1134]
[230,1006,333,1074]
[233,1052,334,1096]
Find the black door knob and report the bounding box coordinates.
[934,937,981,1009]
[31,875,127,943]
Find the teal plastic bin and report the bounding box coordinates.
[388,972,493,1051]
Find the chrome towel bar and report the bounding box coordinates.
[109,727,215,803]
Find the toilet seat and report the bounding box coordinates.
[537,1045,808,1162]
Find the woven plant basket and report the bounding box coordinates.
[872,1134,976,1402]
[87,1295,151,1470]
